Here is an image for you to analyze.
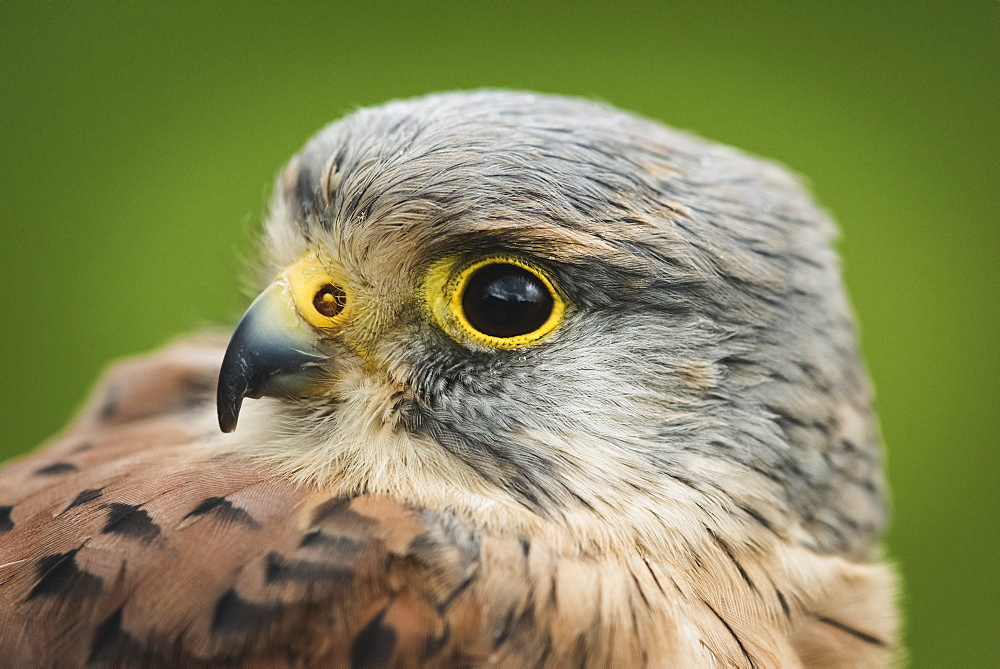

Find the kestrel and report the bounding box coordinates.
[0,91,898,667]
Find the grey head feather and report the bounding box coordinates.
[264,90,886,559]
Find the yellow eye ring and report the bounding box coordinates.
[425,256,565,349]
[281,252,354,329]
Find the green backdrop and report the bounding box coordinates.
[2,3,996,665]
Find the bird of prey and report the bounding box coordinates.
[0,91,897,667]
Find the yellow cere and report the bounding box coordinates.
[279,252,355,330]
[424,255,565,349]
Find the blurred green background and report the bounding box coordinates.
[1,2,996,664]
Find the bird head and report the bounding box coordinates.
[216,91,886,557]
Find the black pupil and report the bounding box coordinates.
[461,263,554,338]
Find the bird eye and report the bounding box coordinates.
[461,264,554,338]
[423,257,564,348]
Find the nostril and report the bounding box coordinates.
[313,284,347,318]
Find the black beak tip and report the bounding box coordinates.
[215,285,325,434]
[217,377,244,433]
[216,347,250,433]
[217,402,240,433]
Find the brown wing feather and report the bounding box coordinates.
[0,338,898,667]
[0,339,486,667]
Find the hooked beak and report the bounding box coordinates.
[216,280,326,433]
